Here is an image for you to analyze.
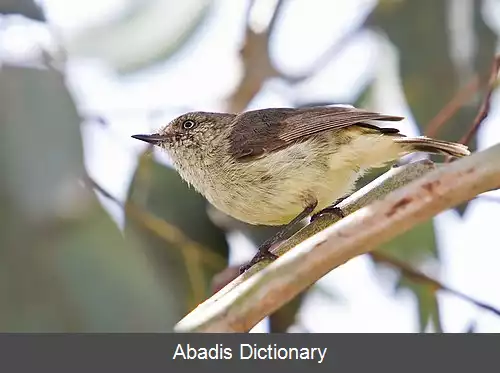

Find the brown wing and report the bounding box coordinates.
[228,106,404,160]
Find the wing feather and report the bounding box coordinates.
[228,106,404,160]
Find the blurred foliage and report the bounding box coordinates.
[366,0,495,151]
[366,0,496,215]
[466,321,477,333]
[398,279,442,332]
[124,155,229,317]
[269,294,305,333]
[372,220,440,332]
[0,0,498,333]
[0,0,45,21]
[64,0,212,74]
[376,220,438,264]
[0,66,176,331]
[361,0,495,329]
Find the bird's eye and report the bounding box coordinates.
[182,120,197,130]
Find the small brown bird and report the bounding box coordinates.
[132,106,469,273]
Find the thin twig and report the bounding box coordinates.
[228,0,285,111]
[443,56,500,164]
[458,55,500,146]
[126,203,218,309]
[125,204,225,271]
[83,172,226,307]
[180,240,206,309]
[425,76,480,137]
[281,25,361,84]
[84,173,121,204]
[371,251,500,317]
[230,0,359,110]
[85,173,224,268]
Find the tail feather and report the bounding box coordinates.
[394,137,470,158]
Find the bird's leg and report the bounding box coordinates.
[310,195,348,222]
[239,201,318,274]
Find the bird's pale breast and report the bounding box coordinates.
[173,130,403,226]
[199,136,360,225]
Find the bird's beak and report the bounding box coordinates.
[131,133,165,145]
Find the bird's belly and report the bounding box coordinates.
[208,165,359,226]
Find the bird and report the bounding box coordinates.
[132,105,470,272]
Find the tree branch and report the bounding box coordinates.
[196,160,436,303]
[230,0,359,111]
[173,160,431,331]
[280,24,361,84]
[425,75,480,138]
[458,55,500,146]
[174,144,500,332]
[83,173,225,269]
[371,251,500,317]
[228,0,286,112]
[425,54,499,139]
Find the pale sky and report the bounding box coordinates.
[20,0,500,332]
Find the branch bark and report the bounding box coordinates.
[192,160,436,306]
[174,144,500,332]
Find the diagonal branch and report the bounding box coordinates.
[458,55,500,146]
[371,251,500,317]
[175,143,500,332]
[230,0,359,111]
[425,54,500,140]
[425,75,481,138]
[280,25,361,84]
[84,173,225,268]
[189,160,437,306]
[83,172,226,308]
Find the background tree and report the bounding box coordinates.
[0,0,499,332]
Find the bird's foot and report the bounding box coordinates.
[310,206,345,222]
[239,247,279,275]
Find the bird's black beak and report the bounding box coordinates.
[131,134,165,145]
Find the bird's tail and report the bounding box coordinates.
[394,137,470,158]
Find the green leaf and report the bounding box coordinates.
[0,66,85,220]
[0,65,177,331]
[124,155,229,318]
[377,219,438,262]
[397,278,442,333]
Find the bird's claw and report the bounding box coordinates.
[310,206,345,222]
[239,250,279,274]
